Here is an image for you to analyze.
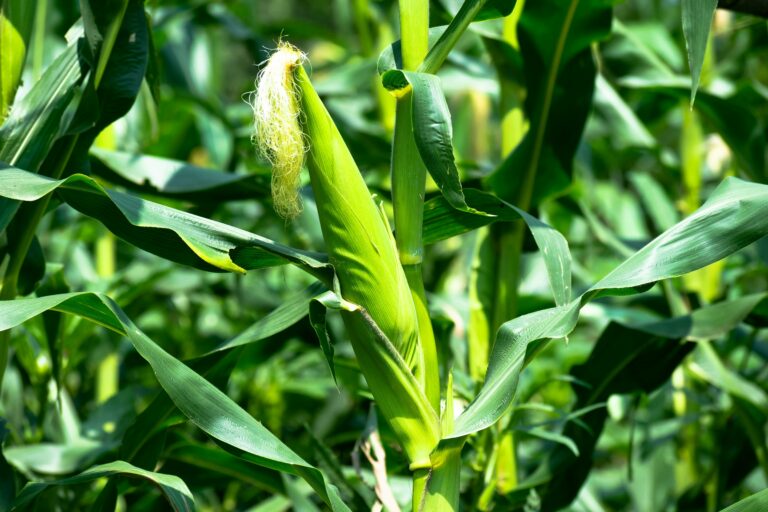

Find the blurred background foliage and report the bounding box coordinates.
[1,0,768,510]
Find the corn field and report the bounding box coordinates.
[1,0,768,511]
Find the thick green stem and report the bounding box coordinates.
[395,2,443,507]
[392,98,439,411]
[393,0,439,412]
[412,467,430,511]
[398,0,428,71]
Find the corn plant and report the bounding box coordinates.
[1,0,768,511]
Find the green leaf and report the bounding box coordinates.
[0,43,83,231]
[382,70,488,216]
[450,177,768,438]
[118,284,325,478]
[166,443,285,495]
[80,0,131,88]
[476,0,516,21]
[629,172,679,232]
[689,341,768,410]
[612,23,766,181]
[420,0,518,74]
[681,0,717,105]
[523,294,768,508]
[309,291,340,384]
[514,426,579,457]
[719,488,768,512]
[89,148,270,202]
[209,282,325,354]
[0,0,35,118]
[0,293,350,511]
[4,440,112,476]
[487,0,613,207]
[593,74,655,150]
[67,0,149,160]
[12,460,194,511]
[423,189,571,306]
[537,322,695,509]
[0,166,332,280]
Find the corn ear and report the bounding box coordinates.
[251,44,440,467]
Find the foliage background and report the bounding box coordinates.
[1,0,767,510]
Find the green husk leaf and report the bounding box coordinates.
[0,0,35,118]
[311,289,441,469]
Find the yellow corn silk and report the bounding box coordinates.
[252,44,439,468]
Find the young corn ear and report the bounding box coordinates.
[251,43,439,468]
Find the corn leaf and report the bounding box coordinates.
[117,287,324,494]
[12,460,194,511]
[0,293,351,512]
[534,322,695,509]
[476,0,517,21]
[450,177,768,438]
[209,282,325,355]
[4,440,113,475]
[593,74,656,150]
[423,188,571,306]
[524,293,768,509]
[0,165,332,279]
[420,0,519,73]
[89,148,271,201]
[689,341,768,410]
[720,489,768,512]
[80,0,130,88]
[67,0,149,157]
[614,26,766,181]
[0,44,83,231]
[681,0,717,105]
[487,0,613,206]
[379,0,518,75]
[382,69,486,215]
[166,443,285,495]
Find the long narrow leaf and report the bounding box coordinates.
[681,0,717,104]
[0,293,350,511]
[451,177,768,438]
[12,460,194,511]
[0,166,332,280]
